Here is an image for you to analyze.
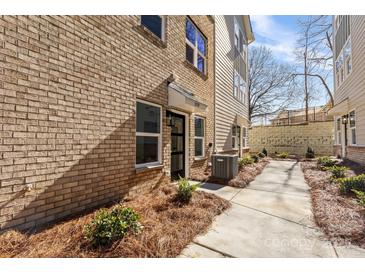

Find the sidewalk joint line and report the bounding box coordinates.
[192,241,236,258]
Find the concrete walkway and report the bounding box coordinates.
[180,160,365,258]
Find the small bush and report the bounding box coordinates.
[305,147,315,159]
[325,165,348,180]
[317,156,336,170]
[176,177,198,203]
[251,154,259,163]
[278,152,288,159]
[239,155,254,167]
[262,148,268,157]
[258,152,265,158]
[352,189,365,206]
[84,206,141,247]
[338,174,365,195]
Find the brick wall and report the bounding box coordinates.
[334,145,365,164]
[0,16,214,231]
[248,121,334,156]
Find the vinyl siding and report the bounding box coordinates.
[214,15,250,152]
[334,16,365,145]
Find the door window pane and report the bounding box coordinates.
[137,102,160,133]
[136,136,158,164]
[171,136,184,152]
[171,154,184,173]
[171,116,184,134]
[141,16,162,39]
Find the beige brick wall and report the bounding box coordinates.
[0,16,214,231]
[249,121,334,156]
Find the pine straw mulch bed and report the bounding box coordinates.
[0,184,230,258]
[191,158,270,188]
[301,161,365,247]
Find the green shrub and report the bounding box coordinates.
[278,152,288,159]
[317,156,336,170]
[325,165,348,179]
[352,189,365,206]
[239,155,254,167]
[251,154,259,163]
[305,147,315,159]
[176,177,198,203]
[84,206,141,247]
[338,174,365,195]
[262,148,268,157]
[258,152,265,158]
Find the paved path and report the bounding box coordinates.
[180,160,365,258]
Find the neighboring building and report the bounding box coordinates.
[271,105,333,126]
[329,15,365,164]
[214,16,254,156]
[0,16,215,231]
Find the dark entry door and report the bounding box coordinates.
[168,111,185,180]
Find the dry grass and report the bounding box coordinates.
[0,184,230,258]
[301,161,365,247]
[191,158,269,188]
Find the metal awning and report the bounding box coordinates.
[327,98,349,116]
[168,82,208,113]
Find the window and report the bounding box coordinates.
[141,15,165,41]
[234,69,246,103]
[232,124,240,149]
[335,37,352,86]
[349,110,356,145]
[136,101,162,167]
[194,117,205,157]
[242,127,248,148]
[234,17,246,54]
[185,18,207,74]
[336,117,341,145]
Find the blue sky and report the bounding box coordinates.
[250,15,332,107]
[250,15,304,63]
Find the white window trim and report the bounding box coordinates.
[336,117,342,145]
[135,99,162,168]
[233,69,246,104]
[194,116,205,158]
[140,15,166,42]
[232,124,239,150]
[335,36,352,88]
[233,17,247,57]
[242,126,248,148]
[186,18,207,75]
[349,109,357,146]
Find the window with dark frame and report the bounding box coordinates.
[141,15,165,40]
[185,17,207,74]
[136,101,162,167]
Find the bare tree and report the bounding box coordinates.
[248,45,300,121]
[294,15,334,121]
